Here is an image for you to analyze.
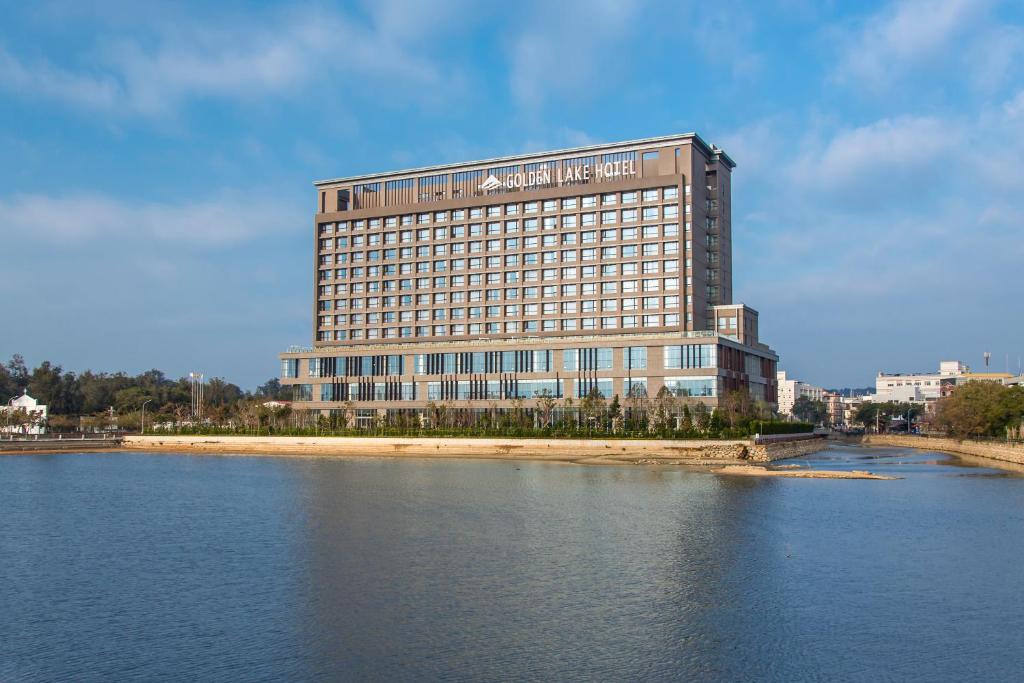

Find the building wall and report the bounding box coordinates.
[281,333,777,412]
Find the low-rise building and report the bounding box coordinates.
[871,360,1015,410]
[872,360,967,406]
[2,390,48,435]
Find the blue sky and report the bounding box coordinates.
[2,0,1023,389]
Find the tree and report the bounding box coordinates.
[28,361,81,413]
[256,378,287,400]
[0,360,21,402]
[607,394,622,433]
[720,389,755,429]
[236,401,263,433]
[624,383,649,432]
[535,389,557,428]
[854,401,922,433]
[934,382,1024,438]
[580,387,607,433]
[6,355,29,392]
[691,401,710,433]
[4,405,39,432]
[678,401,694,433]
[651,386,676,434]
[791,395,827,424]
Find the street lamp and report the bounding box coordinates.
[141,399,153,435]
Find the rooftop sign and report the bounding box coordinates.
[479,158,637,192]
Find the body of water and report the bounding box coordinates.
[2,446,1023,681]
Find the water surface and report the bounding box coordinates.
[2,446,1023,681]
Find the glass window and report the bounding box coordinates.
[625,347,647,370]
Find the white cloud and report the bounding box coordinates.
[832,0,990,88]
[0,5,455,117]
[0,191,301,246]
[966,24,1024,92]
[507,0,638,110]
[791,116,961,196]
[0,47,121,111]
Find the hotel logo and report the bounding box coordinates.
[478,174,503,191]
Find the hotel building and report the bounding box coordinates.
[280,134,778,419]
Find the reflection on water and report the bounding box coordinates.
[2,447,1023,681]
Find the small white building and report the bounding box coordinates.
[776,370,825,417]
[2,390,49,435]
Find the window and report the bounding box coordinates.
[664,344,717,369]
[625,347,647,370]
[663,377,716,397]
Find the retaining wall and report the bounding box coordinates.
[0,437,123,453]
[859,434,1024,467]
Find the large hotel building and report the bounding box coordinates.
[280,134,778,418]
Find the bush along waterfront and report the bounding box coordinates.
[167,388,813,440]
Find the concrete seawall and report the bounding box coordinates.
[855,434,1024,468]
[1,437,123,454]
[123,434,826,465]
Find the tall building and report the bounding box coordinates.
[280,134,778,420]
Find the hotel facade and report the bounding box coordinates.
[280,134,779,419]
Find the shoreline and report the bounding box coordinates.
[1,433,841,469]
[0,436,914,479]
[0,443,899,480]
[117,434,828,465]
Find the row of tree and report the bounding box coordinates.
[2,354,815,438]
[933,381,1024,439]
[168,386,810,439]
[0,354,286,425]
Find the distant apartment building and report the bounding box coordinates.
[823,391,863,429]
[280,134,779,419]
[776,370,825,417]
